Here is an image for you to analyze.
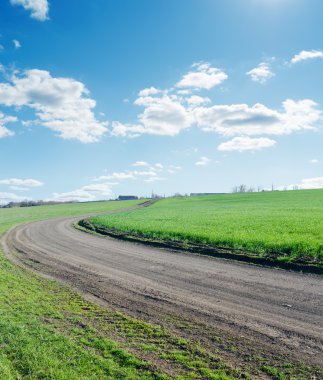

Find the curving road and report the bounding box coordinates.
[2,213,323,370]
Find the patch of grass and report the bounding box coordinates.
[89,190,323,264]
[0,254,167,379]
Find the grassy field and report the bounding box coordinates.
[0,200,242,380]
[89,190,323,265]
[0,200,141,236]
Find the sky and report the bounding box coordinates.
[1,0,323,204]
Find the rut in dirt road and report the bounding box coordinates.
[2,214,323,373]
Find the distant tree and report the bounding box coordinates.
[238,184,247,193]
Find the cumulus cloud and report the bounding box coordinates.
[95,172,136,181]
[0,125,14,138]
[138,87,162,97]
[282,176,323,191]
[95,162,181,183]
[10,0,49,21]
[291,50,323,64]
[0,178,43,187]
[112,93,192,137]
[0,68,108,142]
[309,159,319,164]
[186,95,211,105]
[195,156,211,166]
[194,99,321,136]
[13,39,21,49]
[300,177,323,189]
[144,176,164,183]
[132,161,149,167]
[112,61,322,144]
[0,192,31,205]
[51,183,114,203]
[218,137,276,152]
[246,63,274,84]
[51,189,96,203]
[0,112,17,138]
[176,62,228,90]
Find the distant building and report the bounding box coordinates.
[118,195,138,201]
[190,193,226,197]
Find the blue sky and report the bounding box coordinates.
[1,0,323,203]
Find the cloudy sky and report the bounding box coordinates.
[1,0,323,203]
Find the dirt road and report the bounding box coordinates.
[2,214,323,374]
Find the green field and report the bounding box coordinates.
[89,190,323,265]
[0,200,241,380]
[0,200,141,236]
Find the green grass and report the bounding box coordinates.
[89,190,323,264]
[0,200,156,379]
[0,199,141,236]
[0,200,240,379]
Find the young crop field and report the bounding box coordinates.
[0,199,141,236]
[89,190,323,267]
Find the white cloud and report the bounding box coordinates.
[194,99,321,136]
[138,87,162,97]
[81,183,114,196]
[246,63,274,84]
[176,89,192,95]
[218,137,276,152]
[95,172,136,181]
[111,122,145,138]
[0,68,108,143]
[144,176,164,183]
[95,162,181,183]
[291,50,323,64]
[51,183,114,203]
[300,177,323,189]
[0,112,17,138]
[166,165,182,174]
[111,62,322,145]
[309,159,319,164]
[51,189,96,203]
[10,0,49,21]
[131,161,149,167]
[176,62,228,90]
[283,176,323,190]
[0,192,31,205]
[0,125,15,138]
[0,178,43,187]
[112,94,192,137]
[195,156,211,166]
[186,95,211,105]
[13,39,21,49]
